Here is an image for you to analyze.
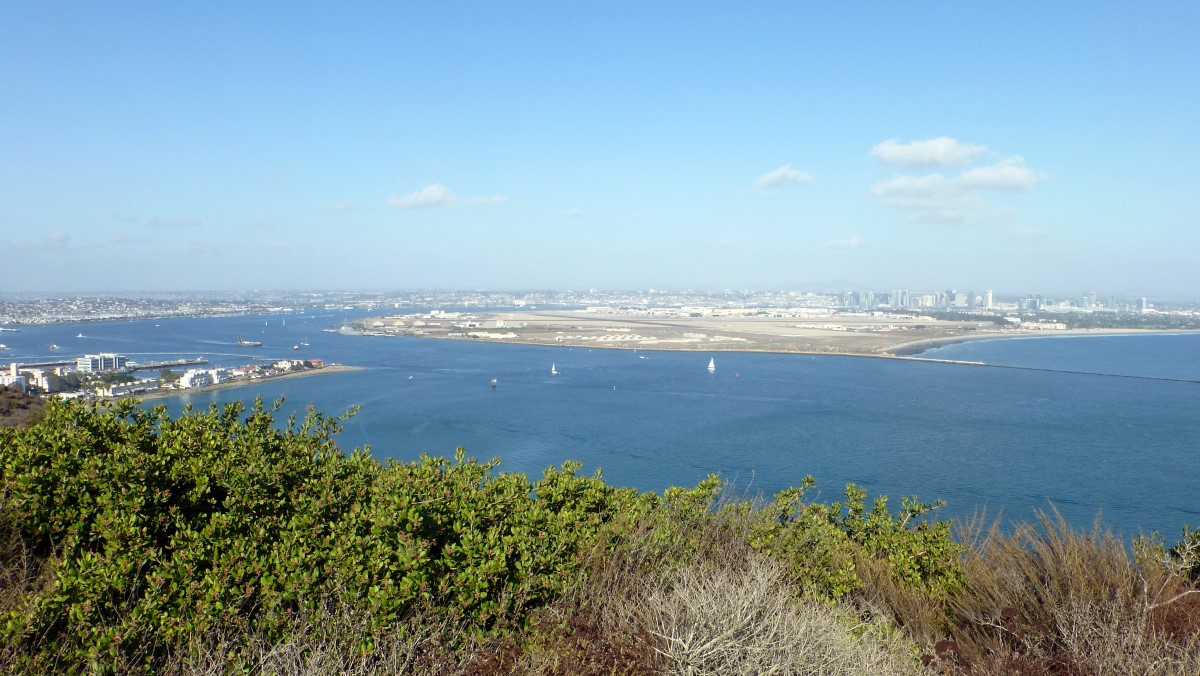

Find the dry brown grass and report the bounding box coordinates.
[854,507,1200,674]
[647,557,924,676]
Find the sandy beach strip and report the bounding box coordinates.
[884,328,1193,357]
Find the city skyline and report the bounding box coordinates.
[2,4,1197,296]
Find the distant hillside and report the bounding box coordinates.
[0,386,43,429]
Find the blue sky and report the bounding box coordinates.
[2,2,1197,297]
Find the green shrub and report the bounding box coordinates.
[0,398,657,671]
[749,478,963,600]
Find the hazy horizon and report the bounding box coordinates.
[3,4,1197,296]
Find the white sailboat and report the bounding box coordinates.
[707,357,716,372]
[551,363,558,375]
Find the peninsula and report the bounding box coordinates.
[342,308,1164,358]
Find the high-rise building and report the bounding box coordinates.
[983,290,994,309]
[1138,297,1149,313]
[76,353,128,373]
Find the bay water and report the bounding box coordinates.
[4,312,1198,540]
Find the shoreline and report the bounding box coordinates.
[884,328,1200,357]
[132,364,364,402]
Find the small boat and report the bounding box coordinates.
[49,344,59,350]
[707,357,716,372]
[408,376,414,381]
[292,344,301,350]
[237,336,263,347]
[76,333,86,338]
[551,363,558,375]
[491,378,498,388]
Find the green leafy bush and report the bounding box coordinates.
[748,478,963,599]
[0,398,654,671]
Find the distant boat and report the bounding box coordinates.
[76,333,85,338]
[491,378,498,388]
[551,363,558,375]
[237,336,263,347]
[707,357,716,372]
[49,344,59,350]
[292,344,301,350]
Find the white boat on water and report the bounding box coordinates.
[551,363,558,375]
[707,357,716,372]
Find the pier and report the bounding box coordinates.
[127,358,209,372]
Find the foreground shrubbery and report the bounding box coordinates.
[1,398,1198,674]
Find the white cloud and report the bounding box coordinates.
[871,156,1042,225]
[871,137,987,167]
[957,157,1037,190]
[755,165,813,189]
[387,183,457,209]
[825,236,863,250]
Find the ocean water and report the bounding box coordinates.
[4,315,1198,539]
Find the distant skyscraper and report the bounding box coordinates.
[1138,297,1149,313]
[983,290,994,309]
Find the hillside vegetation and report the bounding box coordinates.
[0,386,44,430]
[1,398,1198,674]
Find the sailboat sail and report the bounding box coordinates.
[707,357,716,372]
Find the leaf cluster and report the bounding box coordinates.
[0,398,648,671]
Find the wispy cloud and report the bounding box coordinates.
[871,137,987,167]
[148,217,201,229]
[957,157,1038,190]
[871,142,1043,226]
[387,183,457,209]
[326,202,352,213]
[387,184,508,209]
[12,229,72,253]
[825,236,863,250]
[755,165,813,189]
[558,208,583,218]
